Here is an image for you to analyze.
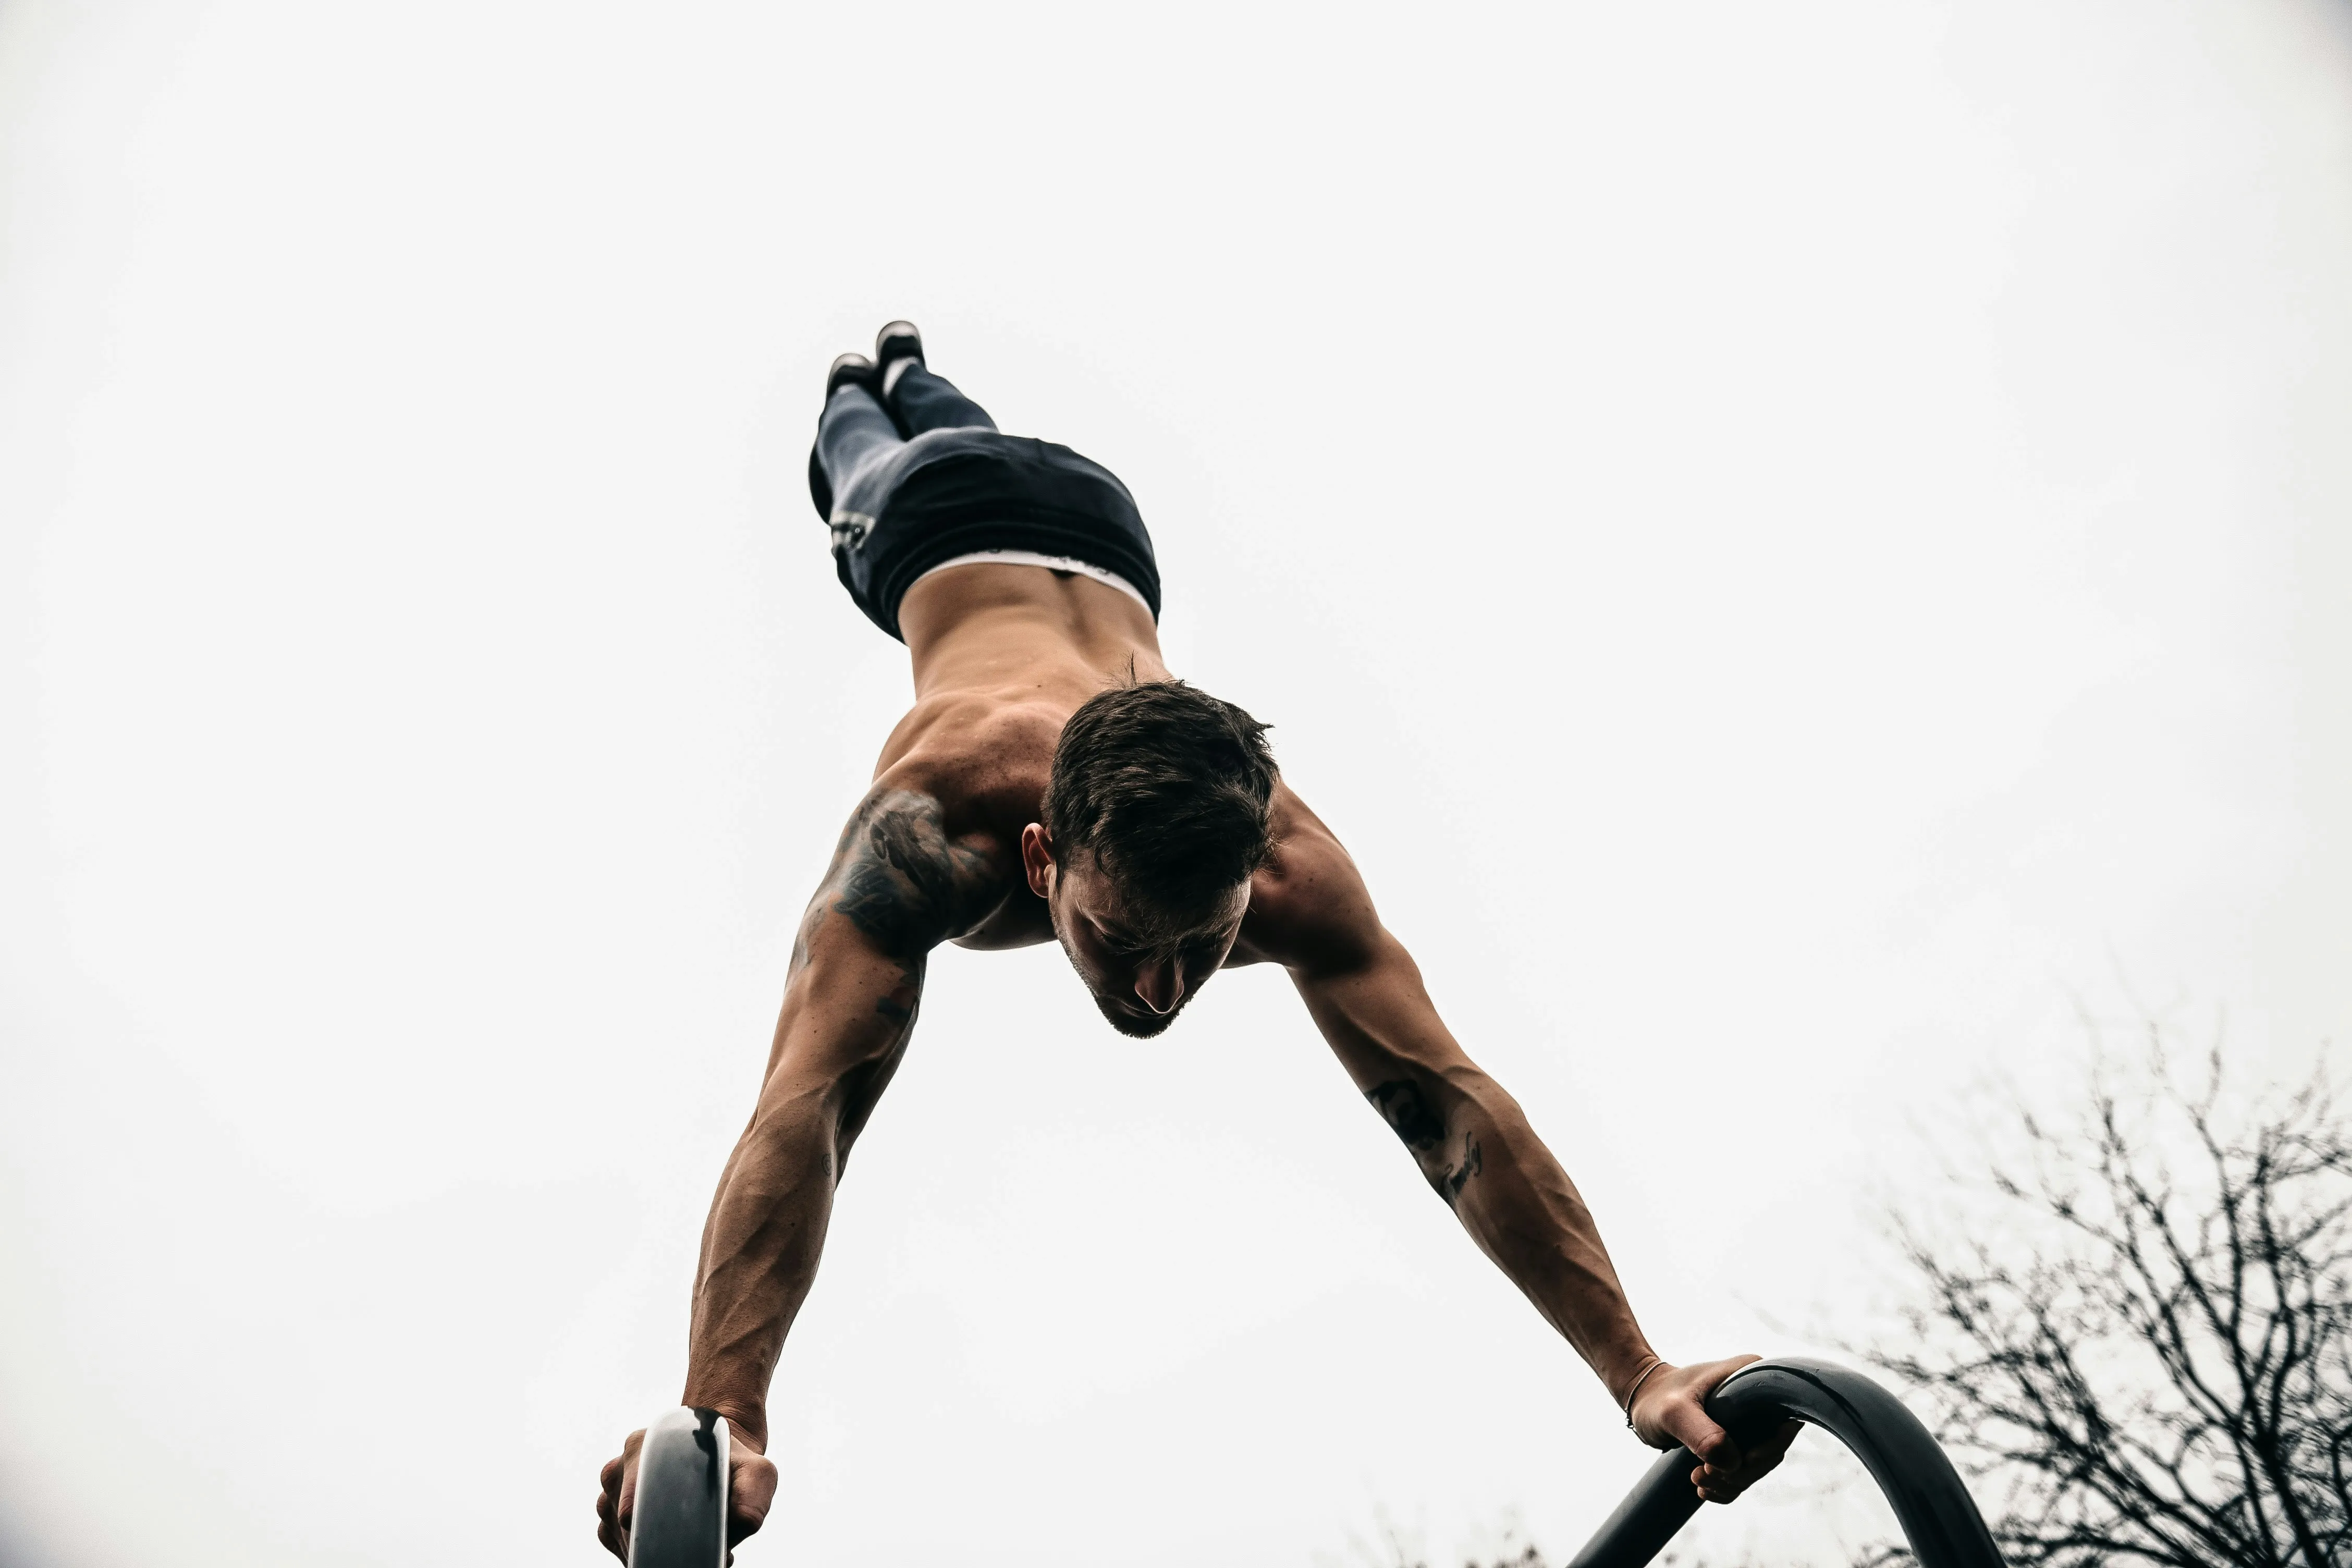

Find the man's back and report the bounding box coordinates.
[868,558,1180,952]
[882,558,1357,971]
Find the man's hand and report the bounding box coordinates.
[1628,1356,1803,1504]
[595,1425,779,1564]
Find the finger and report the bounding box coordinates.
[1694,1423,1800,1501]
[1669,1406,1743,1471]
[615,1429,646,1526]
[1694,1463,1763,1497]
[1665,1355,1764,1461]
[1754,1417,1803,1463]
[1707,1420,1800,1484]
[730,1452,779,1546]
[1692,1456,1761,1502]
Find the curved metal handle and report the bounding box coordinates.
[629,1406,731,1568]
[1564,1357,2003,1568]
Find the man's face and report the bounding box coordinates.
[1020,825,1249,1038]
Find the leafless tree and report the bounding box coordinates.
[1868,1036,2352,1568]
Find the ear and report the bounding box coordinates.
[1020,823,1056,900]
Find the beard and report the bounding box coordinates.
[1091,985,1196,1038]
[1052,930,1202,1038]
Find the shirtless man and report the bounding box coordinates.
[595,323,1798,1559]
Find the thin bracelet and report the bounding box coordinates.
[1620,1355,1667,1429]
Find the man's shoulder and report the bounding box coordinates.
[1234,787,1382,973]
[850,694,1067,953]
[875,691,1067,836]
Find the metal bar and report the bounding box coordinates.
[1564,1357,2003,1568]
[628,1406,731,1568]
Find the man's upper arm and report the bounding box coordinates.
[767,781,1009,1134]
[793,781,1009,976]
[1256,808,1489,1200]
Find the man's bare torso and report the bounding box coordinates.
[880,561,1356,969]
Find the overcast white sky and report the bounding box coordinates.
[3,3,2348,1565]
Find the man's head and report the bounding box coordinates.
[1022,680,1278,1037]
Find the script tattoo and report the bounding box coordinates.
[1366,1080,1483,1207]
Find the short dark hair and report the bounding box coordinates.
[1042,680,1278,937]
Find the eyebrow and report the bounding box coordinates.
[1091,915,1145,948]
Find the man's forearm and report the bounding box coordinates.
[1297,933,1661,1403]
[682,1076,843,1452]
[675,780,975,1450]
[1440,1080,1657,1403]
[679,945,917,1453]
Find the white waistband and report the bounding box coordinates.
[913,550,1154,616]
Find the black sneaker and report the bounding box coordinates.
[826,351,877,399]
[811,353,878,519]
[873,321,924,381]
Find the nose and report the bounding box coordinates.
[1133,956,1186,1015]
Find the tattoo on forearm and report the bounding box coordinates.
[1366,1080,1483,1207]
[1442,1133,1482,1202]
[1366,1080,1446,1150]
[833,1048,906,1159]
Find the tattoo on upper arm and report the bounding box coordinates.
[1366,1080,1483,1207]
[827,789,1003,961]
[789,788,1006,972]
[783,789,1005,1167]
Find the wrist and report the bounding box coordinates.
[1600,1343,1665,1410]
[683,1390,769,1454]
[1616,1355,1670,1427]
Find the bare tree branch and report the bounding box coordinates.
[1861,1036,2350,1568]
